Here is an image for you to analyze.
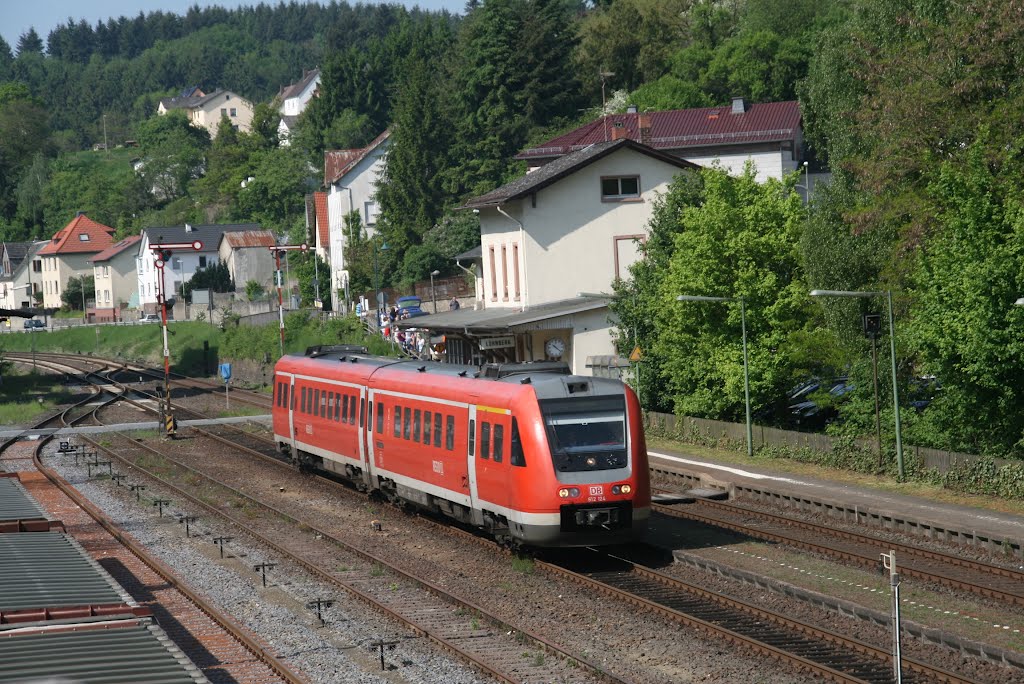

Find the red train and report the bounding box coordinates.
[271,346,650,547]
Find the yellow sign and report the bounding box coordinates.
[629,346,642,361]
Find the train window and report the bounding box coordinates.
[510,418,525,467]
[480,422,491,460]
[393,405,402,437]
[300,386,307,414]
[313,389,320,416]
[493,424,504,463]
[403,407,412,439]
[349,396,357,425]
[413,409,421,442]
[326,391,332,417]
[434,413,442,447]
[468,419,476,456]
[334,393,341,422]
[423,411,432,445]
[376,402,384,433]
[321,391,328,418]
[342,394,349,422]
[275,382,281,407]
[540,396,627,472]
[445,415,455,450]
[289,384,294,410]
[360,398,365,428]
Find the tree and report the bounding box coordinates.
[642,166,815,421]
[15,29,44,57]
[0,83,51,222]
[61,275,95,311]
[182,261,234,299]
[135,111,210,201]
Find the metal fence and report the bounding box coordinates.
[644,411,1007,473]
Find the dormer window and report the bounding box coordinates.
[601,176,641,201]
[79,234,90,241]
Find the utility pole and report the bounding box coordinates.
[269,243,308,357]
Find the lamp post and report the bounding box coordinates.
[430,270,440,313]
[677,294,753,458]
[372,240,388,315]
[810,289,904,480]
[21,284,36,372]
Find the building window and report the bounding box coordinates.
[79,234,90,241]
[512,244,520,300]
[364,201,379,226]
[601,176,640,200]
[32,260,41,273]
[221,108,227,117]
[199,256,207,269]
[488,246,497,301]
[104,289,110,303]
[230,108,237,117]
[501,246,508,301]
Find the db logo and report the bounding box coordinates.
[588,485,603,496]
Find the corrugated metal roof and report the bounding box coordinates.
[0,478,48,524]
[220,230,276,249]
[0,622,210,683]
[395,297,608,332]
[0,533,133,613]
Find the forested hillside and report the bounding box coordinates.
[7,0,1024,461]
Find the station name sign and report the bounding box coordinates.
[478,335,515,350]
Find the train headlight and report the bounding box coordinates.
[586,456,597,467]
[620,484,632,494]
[558,487,580,498]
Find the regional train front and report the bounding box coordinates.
[511,373,650,547]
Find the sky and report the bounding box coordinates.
[1,0,462,51]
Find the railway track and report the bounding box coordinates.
[0,362,304,683]
[543,547,975,683]
[654,495,1024,608]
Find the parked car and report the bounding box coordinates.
[396,295,428,318]
[139,313,161,323]
[22,319,45,330]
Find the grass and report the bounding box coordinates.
[0,368,73,424]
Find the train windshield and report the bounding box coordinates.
[539,396,627,472]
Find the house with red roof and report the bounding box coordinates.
[90,235,141,322]
[324,129,390,312]
[518,98,808,188]
[37,214,116,315]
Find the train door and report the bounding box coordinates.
[361,386,375,490]
[365,388,380,487]
[467,402,483,525]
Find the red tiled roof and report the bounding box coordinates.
[313,192,329,250]
[517,101,802,160]
[90,235,141,263]
[221,230,276,248]
[38,214,116,255]
[323,129,391,186]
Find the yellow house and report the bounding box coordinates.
[157,86,254,137]
[37,214,116,316]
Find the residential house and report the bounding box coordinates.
[37,214,116,316]
[217,230,276,294]
[90,235,141,323]
[277,68,320,145]
[397,138,698,375]
[518,98,809,189]
[324,129,390,312]
[137,223,259,314]
[158,86,255,137]
[0,241,46,315]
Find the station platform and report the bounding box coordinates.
[647,445,1024,560]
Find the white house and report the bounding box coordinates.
[137,223,259,314]
[277,68,320,145]
[0,241,46,315]
[323,129,390,312]
[397,138,698,374]
[90,235,141,322]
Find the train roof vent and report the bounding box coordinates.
[482,361,571,379]
[566,381,590,394]
[305,344,369,357]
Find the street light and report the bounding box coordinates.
[372,240,388,316]
[20,284,36,372]
[430,270,440,314]
[677,294,753,458]
[810,289,904,480]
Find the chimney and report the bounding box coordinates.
[626,104,638,114]
[638,113,652,146]
[731,96,747,114]
[76,211,85,217]
[611,122,627,141]
[185,223,193,233]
